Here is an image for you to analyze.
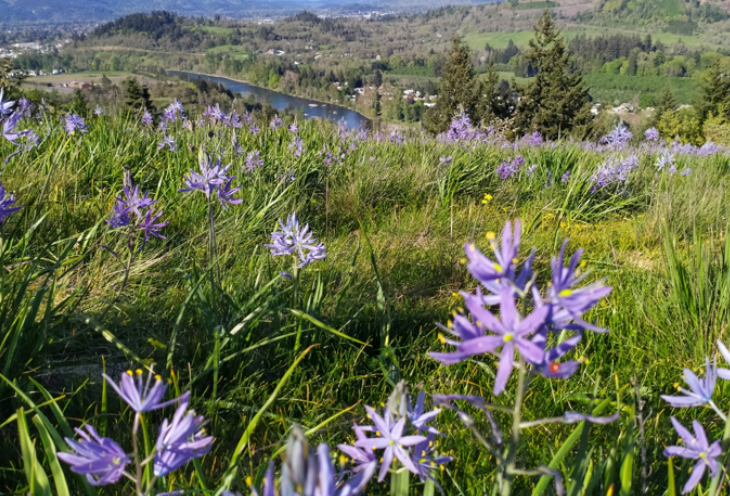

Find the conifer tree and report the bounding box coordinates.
[696,63,730,122]
[424,38,476,134]
[652,87,677,126]
[123,77,154,113]
[514,11,593,140]
[474,62,514,125]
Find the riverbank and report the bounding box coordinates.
[172,71,372,129]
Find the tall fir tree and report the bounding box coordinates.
[514,11,593,140]
[424,38,476,135]
[696,63,730,122]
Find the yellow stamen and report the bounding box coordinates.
[438,333,446,344]
[559,289,573,297]
[504,334,514,343]
[245,476,253,487]
[135,369,143,375]
[126,370,133,376]
[486,232,496,240]
[155,375,162,381]
[493,263,502,272]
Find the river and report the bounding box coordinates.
[174,72,371,129]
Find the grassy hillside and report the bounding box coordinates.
[1,95,730,494]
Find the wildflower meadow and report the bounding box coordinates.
[3,93,730,496]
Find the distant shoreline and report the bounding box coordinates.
[171,70,372,125]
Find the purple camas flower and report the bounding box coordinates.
[407,391,441,435]
[107,201,131,228]
[244,150,263,172]
[103,366,183,413]
[656,153,674,172]
[645,127,659,141]
[158,136,178,152]
[63,113,87,136]
[431,288,547,395]
[249,123,261,135]
[463,220,534,304]
[18,96,34,117]
[338,424,378,476]
[153,398,214,476]
[601,122,632,150]
[661,358,718,408]
[681,168,692,176]
[216,178,242,210]
[410,434,452,486]
[591,154,639,191]
[139,208,168,248]
[354,405,426,481]
[289,137,304,158]
[530,331,582,379]
[546,239,612,332]
[180,154,235,199]
[497,156,524,180]
[265,426,374,496]
[0,183,23,223]
[289,123,299,133]
[107,172,167,251]
[265,212,327,268]
[2,112,38,162]
[270,116,282,130]
[57,425,130,486]
[527,131,543,146]
[0,87,14,118]
[700,141,724,157]
[664,418,721,494]
[526,164,538,178]
[141,111,153,126]
[94,106,103,116]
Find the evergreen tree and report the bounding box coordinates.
[123,77,154,113]
[696,63,730,122]
[652,87,677,126]
[70,89,89,117]
[514,11,593,140]
[424,38,476,134]
[474,62,515,125]
[373,69,383,88]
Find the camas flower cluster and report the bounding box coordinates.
[0,87,40,162]
[107,171,167,252]
[266,212,327,269]
[179,153,242,210]
[243,383,447,496]
[660,340,730,494]
[496,156,525,180]
[431,219,612,393]
[57,367,213,487]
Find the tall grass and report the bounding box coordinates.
[1,111,730,494]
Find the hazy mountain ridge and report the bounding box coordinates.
[0,0,501,24]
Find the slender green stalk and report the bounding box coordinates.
[132,413,142,496]
[500,360,527,496]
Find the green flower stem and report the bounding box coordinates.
[501,360,528,496]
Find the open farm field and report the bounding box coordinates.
[2,92,730,495]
